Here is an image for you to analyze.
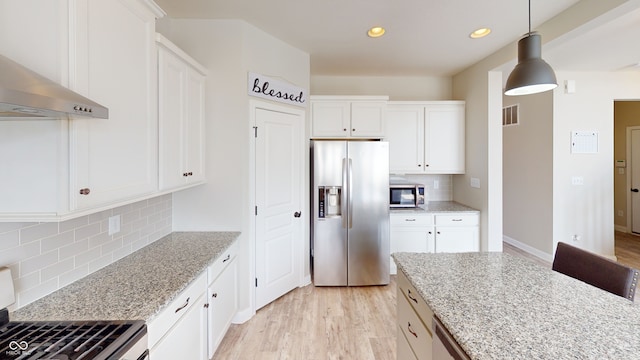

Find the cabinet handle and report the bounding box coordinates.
[222,254,231,263]
[437,231,441,234]
[174,297,190,313]
[212,293,218,298]
[425,164,430,167]
[452,219,463,222]
[352,128,356,132]
[407,289,418,304]
[188,172,193,176]
[417,164,421,167]
[183,172,189,177]
[204,303,209,308]
[343,128,347,132]
[79,188,91,195]
[405,218,416,222]
[407,322,418,338]
[428,231,432,234]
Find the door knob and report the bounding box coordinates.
[294,211,301,218]
[632,188,639,193]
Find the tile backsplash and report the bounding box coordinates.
[393,174,453,202]
[0,194,172,310]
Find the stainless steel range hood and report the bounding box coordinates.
[0,54,108,119]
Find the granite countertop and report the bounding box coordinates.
[390,201,479,214]
[393,252,640,360]
[11,231,239,322]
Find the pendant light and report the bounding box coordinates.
[504,0,557,96]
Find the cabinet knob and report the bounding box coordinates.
[352,128,356,132]
[425,164,429,167]
[79,188,91,195]
[204,303,209,308]
[212,293,218,298]
[343,128,347,132]
[183,172,189,177]
[417,164,421,167]
[188,172,193,176]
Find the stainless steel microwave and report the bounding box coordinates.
[390,183,425,208]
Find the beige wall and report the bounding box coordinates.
[614,101,640,230]
[311,75,453,100]
[503,92,554,255]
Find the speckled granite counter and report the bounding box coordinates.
[11,232,239,322]
[393,252,640,359]
[390,201,478,214]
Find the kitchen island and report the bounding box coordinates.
[11,231,239,322]
[393,252,640,359]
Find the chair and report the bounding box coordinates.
[552,242,639,301]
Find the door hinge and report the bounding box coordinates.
[253,126,258,138]
[255,278,258,287]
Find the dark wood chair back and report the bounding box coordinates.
[552,242,639,301]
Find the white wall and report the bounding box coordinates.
[503,92,554,256]
[157,18,310,320]
[311,75,453,100]
[553,71,640,257]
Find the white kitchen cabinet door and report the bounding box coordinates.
[389,213,434,274]
[207,257,238,359]
[424,104,465,174]
[310,101,351,137]
[150,293,208,360]
[434,226,479,253]
[350,101,386,137]
[386,105,425,174]
[70,0,162,210]
[158,34,207,191]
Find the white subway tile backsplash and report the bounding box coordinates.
[0,194,172,309]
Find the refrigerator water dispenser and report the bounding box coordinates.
[318,186,341,218]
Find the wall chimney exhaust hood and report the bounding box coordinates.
[0,54,108,119]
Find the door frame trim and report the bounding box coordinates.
[248,99,308,317]
[626,126,640,234]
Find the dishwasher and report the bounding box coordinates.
[432,316,470,360]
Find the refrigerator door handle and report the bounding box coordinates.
[342,158,348,229]
[348,158,353,229]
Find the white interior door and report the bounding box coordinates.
[254,102,304,310]
[631,129,640,233]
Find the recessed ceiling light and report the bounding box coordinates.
[470,28,491,39]
[367,26,386,38]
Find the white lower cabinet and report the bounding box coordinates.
[433,214,479,253]
[397,271,433,360]
[207,242,239,359]
[390,213,434,275]
[148,273,208,360]
[148,241,238,360]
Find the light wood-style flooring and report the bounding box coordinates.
[212,235,640,360]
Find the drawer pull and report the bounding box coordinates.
[407,322,418,338]
[212,293,218,298]
[405,219,416,222]
[174,297,190,313]
[222,254,231,263]
[452,219,463,222]
[407,289,418,304]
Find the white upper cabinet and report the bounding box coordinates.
[157,34,207,191]
[386,101,465,174]
[310,96,387,138]
[70,0,164,210]
[0,0,165,219]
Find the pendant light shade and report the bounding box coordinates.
[504,0,558,96]
[504,33,557,96]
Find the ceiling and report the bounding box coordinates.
[153,0,640,77]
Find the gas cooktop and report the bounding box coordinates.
[0,310,146,360]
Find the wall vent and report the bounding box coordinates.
[503,104,519,126]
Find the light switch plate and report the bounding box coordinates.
[108,215,121,236]
[470,177,480,189]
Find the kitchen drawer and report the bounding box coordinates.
[391,213,433,227]
[148,272,207,349]
[208,240,238,285]
[397,324,419,360]
[398,287,432,359]
[435,214,478,226]
[398,271,434,332]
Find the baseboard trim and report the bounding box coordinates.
[503,235,554,263]
[232,306,254,325]
[615,225,628,233]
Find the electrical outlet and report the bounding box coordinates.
[618,210,624,217]
[571,176,584,185]
[108,215,121,236]
[433,180,439,190]
[572,234,581,242]
[470,177,480,189]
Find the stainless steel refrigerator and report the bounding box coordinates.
[311,140,390,286]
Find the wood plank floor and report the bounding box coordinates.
[212,235,640,359]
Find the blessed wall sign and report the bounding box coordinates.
[247,72,307,107]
